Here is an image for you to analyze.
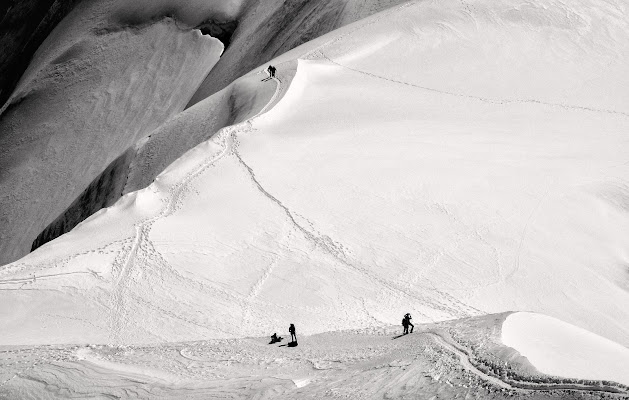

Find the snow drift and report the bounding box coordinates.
[502,312,629,386]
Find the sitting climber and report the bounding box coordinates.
[269,333,283,344]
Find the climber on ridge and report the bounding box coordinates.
[289,323,297,343]
[402,313,414,335]
[262,65,277,81]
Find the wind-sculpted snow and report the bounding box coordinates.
[502,312,629,386]
[0,1,224,265]
[2,315,626,399]
[1,0,629,394]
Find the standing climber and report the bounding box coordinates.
[262,65,276,81]
[289,323,297,343]
[403,313,414,334]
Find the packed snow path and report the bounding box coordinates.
[2,316,627,399]
[107,70,284,344]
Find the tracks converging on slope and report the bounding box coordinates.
[106,69,284,344]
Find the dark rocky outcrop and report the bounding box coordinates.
[195,19,238,49]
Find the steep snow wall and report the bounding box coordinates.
[0,0,226,265]
[0,0,82,109]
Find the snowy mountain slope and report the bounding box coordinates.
[0,0,226,265]
[1,0,628,359]
[186,0,408,107]
[123,62,292,196]
[1,0,418,265]
[2,313,627,399]
[30,66,285,253]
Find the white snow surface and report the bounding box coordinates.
[502,312,629,386]
[1,0,629,374]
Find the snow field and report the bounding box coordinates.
[502,312,629,386]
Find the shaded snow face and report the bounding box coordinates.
[0,1,224,266]
[110,0,246,28]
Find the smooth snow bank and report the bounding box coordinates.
[502,312,629,386]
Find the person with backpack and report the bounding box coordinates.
[289,323,297,343]
[403,313,414,334]
[262,65,276,81]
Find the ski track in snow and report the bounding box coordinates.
[229,4,488,321]
[106,69,285,344]
[234,135,480,322]
[241,222,292,330]
[319,54,629,119]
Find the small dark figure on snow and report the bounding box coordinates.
[289,323,297,343]
[269,333,283,344]
[402,313,414,335]
[267,65,276,78]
